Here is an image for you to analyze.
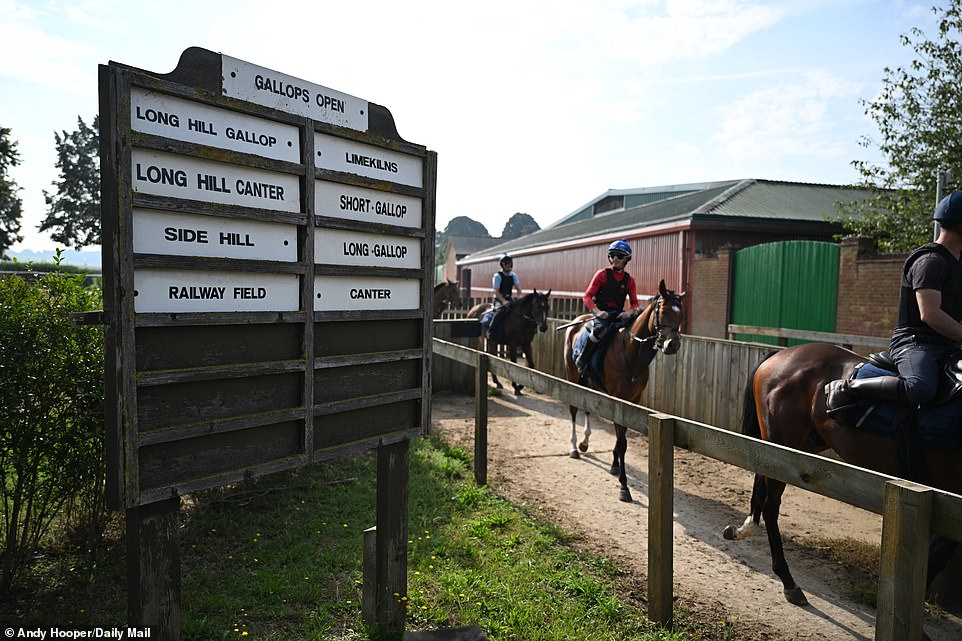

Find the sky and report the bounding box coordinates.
[0,0,940,260]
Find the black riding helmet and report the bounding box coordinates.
[499,253,513,267]
[934,192,962,228]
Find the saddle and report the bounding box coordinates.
[574,313,649,390]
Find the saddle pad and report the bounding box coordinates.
[572,328,589,361]
[843,363,962,448]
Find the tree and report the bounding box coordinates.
[444,216,491,238]
[500,212,540,240]
[0,126,23,259]
[839,2,962,252]
[434,216,492,267]
[39,116,101,249]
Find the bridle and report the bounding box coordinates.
[518,294,548,330]
[631,293,683,352]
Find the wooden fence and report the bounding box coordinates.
[438,316,894,431]
[431,336,962,641]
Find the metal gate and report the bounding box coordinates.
[732,240,838,346]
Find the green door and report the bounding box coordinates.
[732,240,838,346]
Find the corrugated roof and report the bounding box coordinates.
[463,179,874,262]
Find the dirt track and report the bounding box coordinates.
[431,388,962,641]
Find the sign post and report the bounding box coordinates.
[101,47,435,637]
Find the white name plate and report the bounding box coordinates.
[222,54,369,131]
[133,209,297,261]
[315,133,422,187]
[314,276,419,311]
[315,181,421,228]
[135,269,300,313]
[130,87,300,163]
[315,228,420,269]
[131,149,300,212]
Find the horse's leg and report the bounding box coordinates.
[723,473,766,540]
[511,344,524,396]
[569,405,581,458]
[580,411,591,453]
[487,341,503,389]
[760,477,808,606]
[927,536,960,592]
[610,424,630,502]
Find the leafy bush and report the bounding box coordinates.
[0,261,105,592]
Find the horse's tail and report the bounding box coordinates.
[740,350,778,438]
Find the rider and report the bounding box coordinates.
[485,253,521,340]
[825,192,962,412]
[575,239,643,378]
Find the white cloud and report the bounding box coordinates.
[596,0,782,66]
[714,70,863,159]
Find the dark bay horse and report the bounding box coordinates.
[433,280,461,318]
[723,342,962,607]
[563,279,685,502]
[466,290,551,395]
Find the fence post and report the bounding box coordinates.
[474,353,489,486]
[876,480,932,641]
[372,439,409,634]
[127,496,182,641]
[647,414,674,627]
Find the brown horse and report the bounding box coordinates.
[723,342,962,608]
[466,290,551,395]
[563,279,685,502]
[433,280,461,318]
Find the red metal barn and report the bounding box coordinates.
[456,179,876,335]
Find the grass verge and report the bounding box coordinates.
[3,436,747,640]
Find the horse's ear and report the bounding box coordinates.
[658,279,667,296]
[546,289,551,297]
[678,291,687,300]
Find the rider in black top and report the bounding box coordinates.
[487,254,521,340]
[825,192,962,411]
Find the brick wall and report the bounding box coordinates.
[689,238,906,341]
[835,237,905,339]
[690,246,733,338]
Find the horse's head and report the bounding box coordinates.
[433,280,461,317]
[520,289,551,332]
[634,279,685,355]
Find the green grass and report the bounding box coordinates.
[2,436,744,640]
[802,535,880,607]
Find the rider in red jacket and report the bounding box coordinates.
[575,240,642,377]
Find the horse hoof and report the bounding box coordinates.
[609,465,620,476]
[784,587,809,606]
[619,488,632,503]
[569,450,581,459]
[722,525,737,540]
[514,387,523,396]
[578,442,588,453]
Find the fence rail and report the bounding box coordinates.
[431,336,962,641]
[727,323,890,350]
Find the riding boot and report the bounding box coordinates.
[575,340,595,376]
[575,325,606,376]
[824,375,905,414]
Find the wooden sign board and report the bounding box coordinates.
[101,48,436,509]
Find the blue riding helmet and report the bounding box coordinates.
[934,192,962,228]
[607,239,632,261]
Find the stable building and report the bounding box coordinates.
[456,179,877,338]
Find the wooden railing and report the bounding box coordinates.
[727,323,890,351]
[431,337,962,641]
